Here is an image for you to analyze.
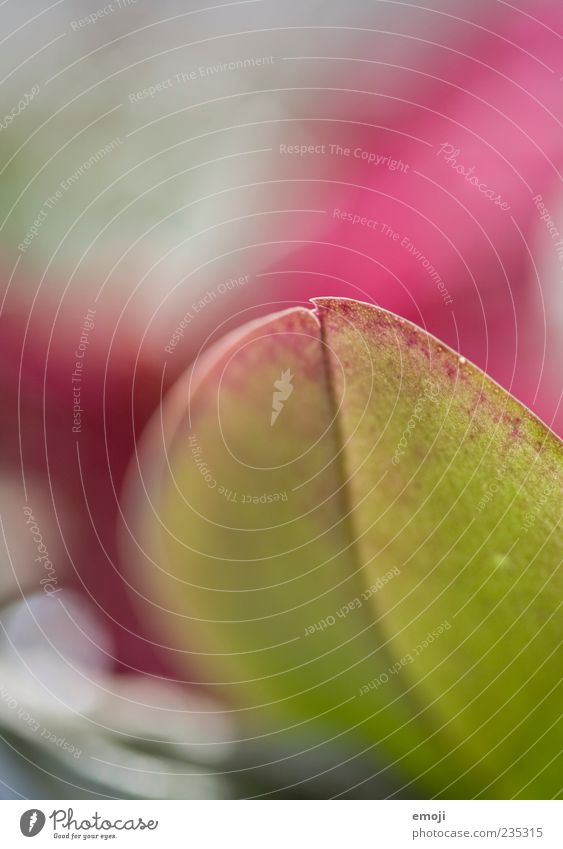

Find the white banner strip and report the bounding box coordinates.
[1,799,561,848]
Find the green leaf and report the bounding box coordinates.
[125,298,562,798]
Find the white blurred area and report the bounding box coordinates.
[0,0,492,334]
[0,591,111,719]
[0,590,235,797]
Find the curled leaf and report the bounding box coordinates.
[123,298,562,798]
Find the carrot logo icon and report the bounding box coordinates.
[271,369,294,425]
[20,809,45,836]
